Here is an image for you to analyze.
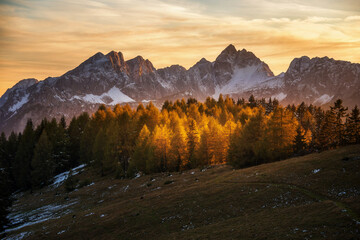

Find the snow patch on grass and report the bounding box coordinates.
[5,201,77,233]
[57,230,66,235]
[3,231,31,240]
[51,164,86,188]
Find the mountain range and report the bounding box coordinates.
[1,44,359,135]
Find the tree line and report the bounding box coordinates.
[0,95,359,230]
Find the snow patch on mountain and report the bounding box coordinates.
[9,94,29,112]
[213,65,270,98]
[72,87,134,104]
[313,94,334,105]
[272,92,287,101]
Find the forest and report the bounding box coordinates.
[0,95,360,230]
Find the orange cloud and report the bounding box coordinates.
[0,0,359,96]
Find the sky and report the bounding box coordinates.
[0,0,359,96]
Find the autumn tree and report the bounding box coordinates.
[129,125,153,174]
[187,119,200,168]
[266,107,298,160]
[228,108,268,168]
[169,118,188,171]
[151,124,172,172]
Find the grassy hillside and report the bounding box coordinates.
[3,145,360,239]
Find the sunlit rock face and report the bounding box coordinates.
[1,45,359,134]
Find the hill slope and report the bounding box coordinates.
[3,145,360,239]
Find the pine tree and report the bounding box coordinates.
[318,110,337,150]
[68,113,89,167]
[248,95,256,108]
[31,130,54,187]
[52,119,71,174]
[93,128,107,176]
[13,119,35,190]
[346,105,360,144]
[103,121,123,176]
[330,99,348,146]
[0,167,13,231]
[293,126,307,155]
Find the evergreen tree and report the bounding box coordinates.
[92,128,107,176]
[330,99,348,146]
[0,167,12,231]
[52,120,71,174]
[293,127,307,155]
[318,110,337,150]
[346,105,360,144]
[13,119,35,190]
[5,132,18,188]
[248,94,256,108]
[31,131,54,187]
[68,113,89,167]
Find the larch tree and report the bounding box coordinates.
[169,119,188,171]
[187,119,200,168]
[266,107,298,160]
[130,124,152,174]
[151,124,172,172]
[228,108,268,168]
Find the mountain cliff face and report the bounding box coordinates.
[1,44,359,134]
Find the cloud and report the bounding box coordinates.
[0,0,359,95]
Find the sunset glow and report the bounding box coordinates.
[0,0,359,96]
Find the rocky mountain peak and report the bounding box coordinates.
[13,78,39,89]
[86,52,106,64]
[194,58,211,66]
[126,56,155,76]
[106,51,127,72]
[287,56,311,74]
[215,44,238,63]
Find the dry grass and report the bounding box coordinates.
[3,145,360,239]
